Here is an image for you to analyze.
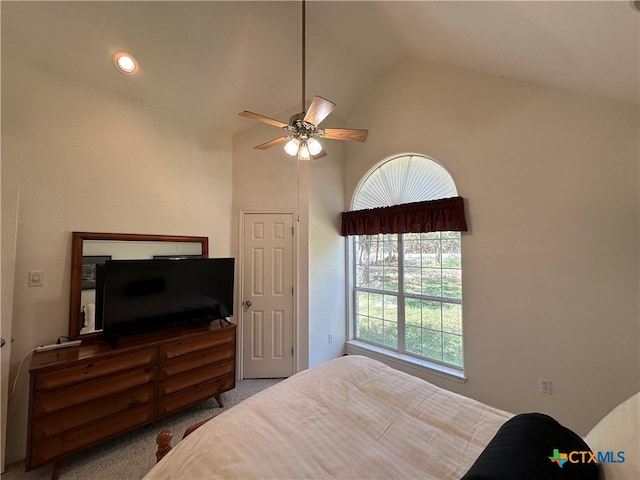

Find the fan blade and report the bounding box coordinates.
[322,128,368,142]
[311,149,327,160]
[255,136,289,150]
[239,111,288,129]
[303,96,335,126]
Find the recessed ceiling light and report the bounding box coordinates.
[112,51,139,74]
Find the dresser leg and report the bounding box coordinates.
[51,459,64,480]
[214,393,224,408]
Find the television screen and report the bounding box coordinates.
[99,257,234,342]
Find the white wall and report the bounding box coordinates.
[1,59,233,464]
[343,61,639,435]
[308,149,347,367]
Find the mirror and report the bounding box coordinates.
[69,232,209,341]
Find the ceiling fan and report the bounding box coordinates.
[238,1,368,161]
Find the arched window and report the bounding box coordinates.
[353,154,458,209]
[347,154,465,373]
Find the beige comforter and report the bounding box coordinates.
[145,355,511,479]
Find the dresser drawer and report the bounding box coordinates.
[32,367,154,417]
[30,384,155,445]
[33,348,155,393]
[28,403,154,470]
[159,327,235,361]
[27,326,237,473]
[157,374,235,416]
[159,361,234,396]
[159,344,234,379]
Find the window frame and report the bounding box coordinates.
[351,232,464,372]
[345,154,466,381]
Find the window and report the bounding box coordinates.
[349,154,464,373]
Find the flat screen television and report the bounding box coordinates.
[97,257,234,344]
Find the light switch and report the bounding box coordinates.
[28,271,43,287]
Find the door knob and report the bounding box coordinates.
[244,301,252,307]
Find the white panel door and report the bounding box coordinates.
[242,213,294,378]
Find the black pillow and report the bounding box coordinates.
[461,413,598,480]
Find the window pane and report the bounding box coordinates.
[406,297,422,326]
[442,232,461,268]
[356,315,368,339]
[383,319,398,349]
[383,260,398,292]
[442,268,462,299]
[356,234,399,292]
[369,265,384,290]
[369,317,384,344]
[382,234,398,292]
[356,291,369,317]
[423,300,441,331]
[422,330,442,361]
[443,333,463,367]
[442,303,462,334]
[406,325,422,355]
[368,292,384,319]
[423,268,442,296]
[384,295,397,322]
[355,236,371,288]
[355,291,370,341]
[423,238,441,267]
[404,267,421,294]
[404,235,422,268]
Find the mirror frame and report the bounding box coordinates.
[69,232,209,341]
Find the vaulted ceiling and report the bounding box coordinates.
[2,1,638,137]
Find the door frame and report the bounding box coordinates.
[238,209,298,379]
[1,188,20,472]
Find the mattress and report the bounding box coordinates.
[144,355,512,479]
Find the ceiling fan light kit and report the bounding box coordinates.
[285,136,322,159]
[238,1,368,161]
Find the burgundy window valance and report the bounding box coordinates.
[341,196,468,236]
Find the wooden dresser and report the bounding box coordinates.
[26,323,236,474]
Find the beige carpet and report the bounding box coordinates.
[2,378,282,480]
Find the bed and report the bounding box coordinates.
[145,355,635,480]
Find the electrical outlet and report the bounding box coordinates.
[539,378,552,395]
[328,333,333,344]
